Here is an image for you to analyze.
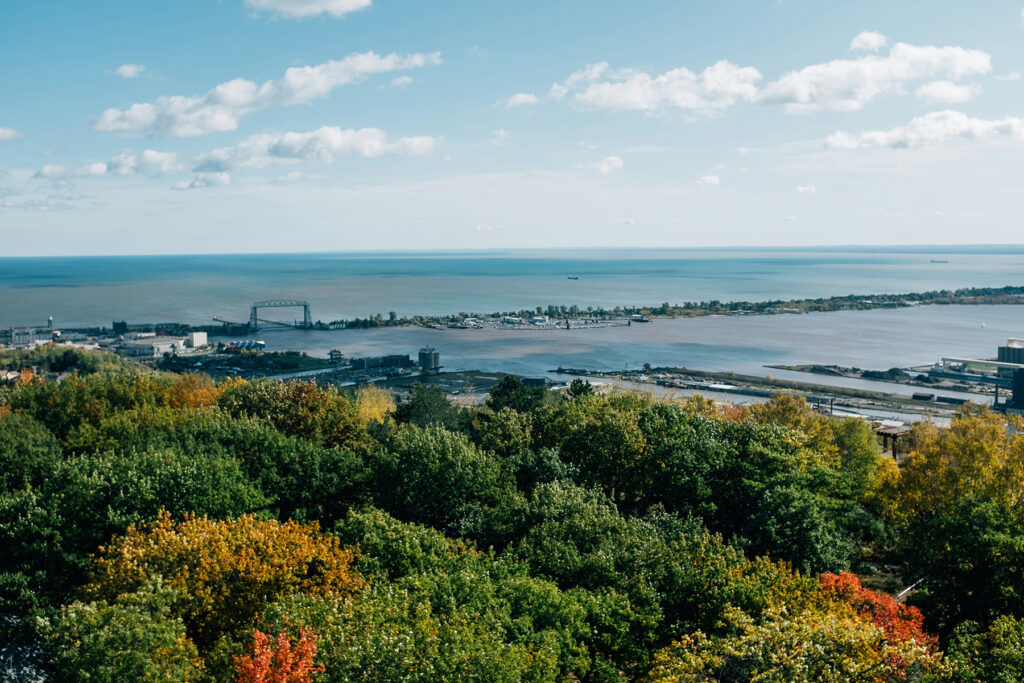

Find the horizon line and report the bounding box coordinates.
[4,243,1024,259]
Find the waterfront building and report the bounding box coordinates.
[418,346,440,371]
[119,336,186,357]
[185,331,207,348]
[998,338,1024,365]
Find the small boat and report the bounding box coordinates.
[930,259,949,263]
[567,275,579,280]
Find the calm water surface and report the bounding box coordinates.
[1,249,1021,396]
[1,247,1022,328]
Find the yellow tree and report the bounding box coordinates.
[877,408,1024,525]
[86,512,365,650]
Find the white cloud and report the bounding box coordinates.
[388,75,413,87]
[549,63,610,100]
[932,210,945,217]
[796,185,816,194]
[490,128,511,145]
[0,127,23,141]
[532,40,987,116]
[94,51,441,137]
[33,165,70,180]
[507,92,540,107]
[194,126,437,172]
[697,175,720,187]
[115,63,146,79]
[106,149,183,175]
[759,41,991,113]
[827,110,1024,149]
[915,80,980,103]
[593,156,623,174]
[173,173,231,191]
[995,72,1021,81]
[33,150,182,179]
[849,31,887,52]
[245,0,372,19]
[566,60,762,113]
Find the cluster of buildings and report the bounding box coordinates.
[325,346,440,375]
[0,317,211,360]
[930,338,1024,415]
[0,317,62,347]
[116,331,208,357]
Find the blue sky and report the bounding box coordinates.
[2,0,1023,255]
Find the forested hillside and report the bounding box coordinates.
[1,349,1022,681]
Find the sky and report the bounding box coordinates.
[1,0,1023,255]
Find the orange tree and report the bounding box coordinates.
[234,627,323,683]
[820,572,936,650]
[86,513,365,651]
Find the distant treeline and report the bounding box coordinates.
[326,284,1024,329]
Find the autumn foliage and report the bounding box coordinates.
[820,571,936,649]
[234,628,324,683]
[87,512,365,649]
[4,352,1023,680]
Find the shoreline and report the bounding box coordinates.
[15,284,1024,338]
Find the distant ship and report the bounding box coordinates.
[930,259,949,263]
[567,275,579,280]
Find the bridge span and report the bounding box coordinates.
[248,299,312,331]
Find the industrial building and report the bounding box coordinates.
[1012,370,1024,410]
[0,328,38,347]
[998,338,1024,365]
[418,346,440,371]
[118,336,187,357]
[185,331,207,348]
[348,355,414,370]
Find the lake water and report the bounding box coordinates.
[1,248,1021,397]
[246,304,1022,401]
[1,247,1023,328]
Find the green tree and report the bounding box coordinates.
[258,586,562,683]
[948,614,1024,683]
[0,412,61,492]
[567,379,595,399]
[41,579,202,683]
[487,376,551,414]
[0,447,267,617]
[369,424,515,529]
[535,393,649,507]
[393,384,470,432]
[218,378,371,452]
[472,407,534,458]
